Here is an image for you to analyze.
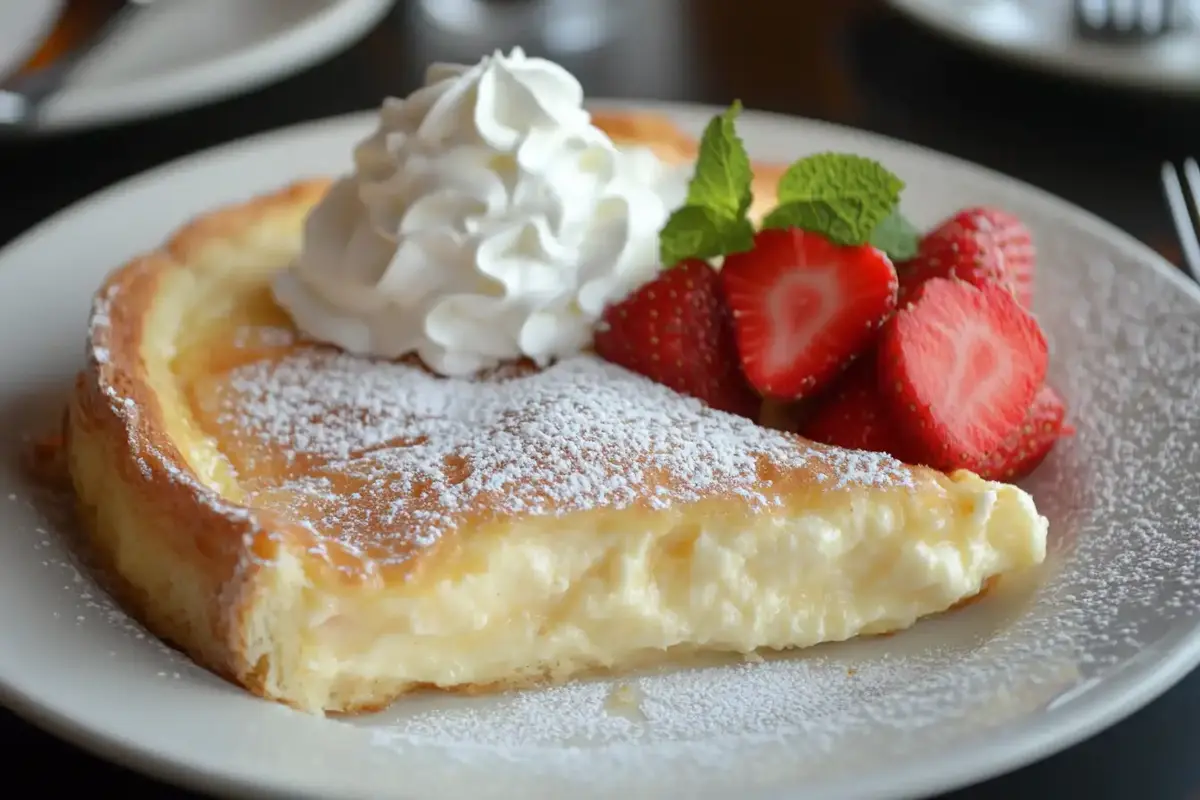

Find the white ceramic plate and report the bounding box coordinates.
[2,103,1199,800]
[889,0,1200,95]
[3,0,394,133]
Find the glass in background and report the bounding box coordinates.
[404,0,692,103]
[418,0,616,54]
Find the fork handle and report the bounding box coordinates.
[0,3,143,132]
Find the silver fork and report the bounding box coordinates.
[1073,0,1190,42]
[1160,159,1200,285]
[0,0,154,132]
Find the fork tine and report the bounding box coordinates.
[1075,0,1116,33]
[1074,0,1102,28]
[1178,158,1200,283]
[1076,0,1177,39]
[1161,161,1200,284]
[1115,0,1140,31]
[1139,0,1168,31]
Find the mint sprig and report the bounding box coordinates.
[775,152,904,213]
[656,109,922,266]
[685,100,753,218]
[658,101,757,267]
[761,152,917,259]
[660,206,756,267]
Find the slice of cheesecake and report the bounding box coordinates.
[65,116,1048,716]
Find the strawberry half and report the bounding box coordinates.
[976,385,1072,482]
[878,277,1049,471]
[594,259,760,418]
[945,206,1035,308]
[800,356,912,461]
[721,228,898,400]
[900,207,1035,308]
[897,226,1010,308]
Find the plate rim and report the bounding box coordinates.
[888,0,1200,96]
[35,0,395,134]
[2,101,1199,800]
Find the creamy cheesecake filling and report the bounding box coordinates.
[253,482,1046,707]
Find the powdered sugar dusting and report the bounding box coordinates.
[350,594,1084,796]
[374,654,921,750]
[9,480,200,673]
[205,350,912,564]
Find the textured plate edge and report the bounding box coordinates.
[0,102,1197,800]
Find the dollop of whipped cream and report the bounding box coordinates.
[274,47,684,377]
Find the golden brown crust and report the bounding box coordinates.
[68,179,333,706]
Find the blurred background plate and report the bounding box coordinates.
[888,0,1200,95]
[5,0,395,134]
[0,1,63,84]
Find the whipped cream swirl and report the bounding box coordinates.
[274,47,683,377]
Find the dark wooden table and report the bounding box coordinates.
[2,1,1198,797]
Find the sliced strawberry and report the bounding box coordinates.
[878,277,1048,471]
[900,207,1035,308]
[799,357,912,461]
[944,206,1035,308]
[897,227,1009,307]
[721,228,898,400]
[976,385,1071,481]
[594,259,760,418]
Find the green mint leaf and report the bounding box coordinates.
[654,103,762,266]
[762,199,880,247]
[685,100,754,220]
[659,205,756,267]
[776,152,905,205]
[770,153,905,245]
[869,208,921,261]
